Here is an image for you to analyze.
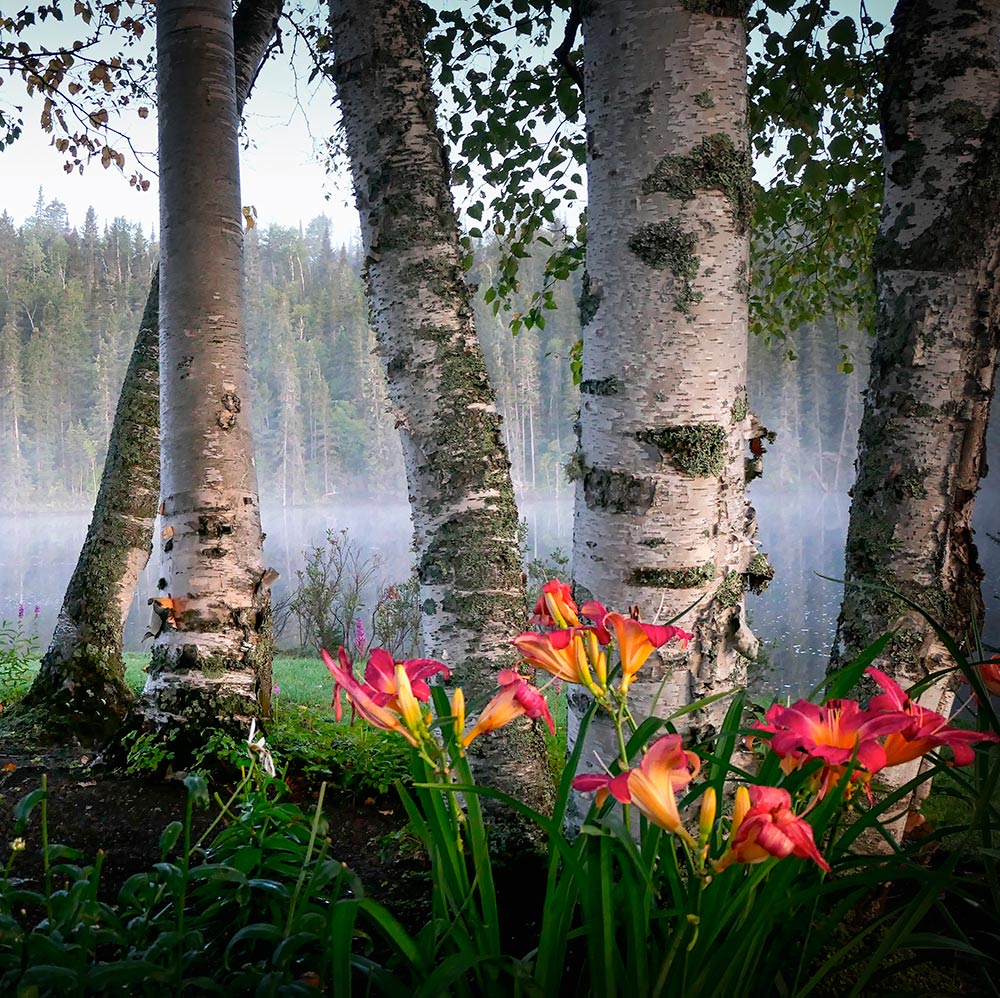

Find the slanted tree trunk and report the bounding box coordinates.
[19,0,283,742]
[570,0,760,798]
[330,0,554,828]
[138,0,270,739]
[831,0,1000,788]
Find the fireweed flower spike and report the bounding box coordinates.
[715,786,830,873]
[462,670,555,747]
[866,666,999,766]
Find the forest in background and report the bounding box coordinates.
[0,190,872,510]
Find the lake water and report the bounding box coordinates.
[2,483,998,702]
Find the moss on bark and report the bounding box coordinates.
[637,424,728,477]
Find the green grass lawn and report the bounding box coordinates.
[122,652,334,706]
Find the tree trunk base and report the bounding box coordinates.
[18,651,134,744]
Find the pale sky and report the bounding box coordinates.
[1,22,362,239]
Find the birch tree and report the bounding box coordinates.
[570,0,760,784]
[832,0,1000,736]
[137,0,270,736]
[20,0,283,741]
[330,0,554,822]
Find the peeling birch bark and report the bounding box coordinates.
[138,0,270,737]
[330,0,554,830]
[19,0,283,742]
[569,0,759,814]
[831,0,1000,819]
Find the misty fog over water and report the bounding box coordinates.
[0,491,895,702]
[3,466,1000,702]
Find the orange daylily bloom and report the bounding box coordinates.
[978,657,1000,697]
[625,734,700,840]
[867,666,998,766]
[572,734,699,842]
[754,697,910,797]
[321,648,419,747]
[363,648,450,711]
[462,670,555,747]
[513,628,600,687]
[604,612,692,693]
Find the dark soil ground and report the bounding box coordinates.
[0,743,430,924]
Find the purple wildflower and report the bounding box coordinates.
[17,604,24,619]
[355,616,366,649]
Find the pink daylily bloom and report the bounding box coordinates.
[717,786,830,873]
[571,771,632,807]
[321,648,420,746]
[363,648,450,709]
[867,667,999,767]
[462,669,555,746]
[755,698,909,781]
[530,578,581,629]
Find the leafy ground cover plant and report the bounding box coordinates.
[0,607,39,706]
[0,759,430,995]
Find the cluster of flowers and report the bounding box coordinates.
[322,577,998,874]
[322,646,554,754]
[756,668,999,802]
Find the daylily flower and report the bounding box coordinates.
[579,599,612,645]
[625,734,700,840]
[867,666,999,766]
[321,647,420,746]
[571,770,632,808]
[978,657,1000,697]
[754,697,910,795]
[513,627,603,689]
[604,612,693,693]
[363,648,450,711]
[575,735,700,842]
[530,578,581,628]
[716,786,830,873]
[462,669,555,746]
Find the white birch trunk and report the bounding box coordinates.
[331,0,553,827]
[142,0,270,734]
[571,0,760,798]
[832,0,1000,807]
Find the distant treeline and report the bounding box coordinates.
[0,190,869,510]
